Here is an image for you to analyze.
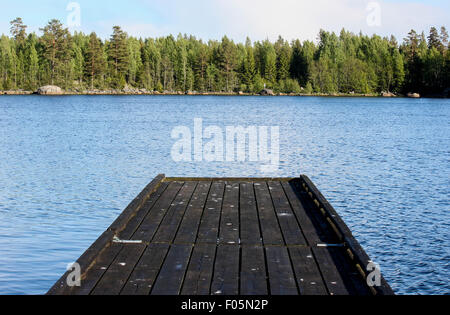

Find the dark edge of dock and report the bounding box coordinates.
[47,175,394,296]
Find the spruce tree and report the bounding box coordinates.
[241,38,256,90]
[216,36,237,92]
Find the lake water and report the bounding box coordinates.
[0,95,448,295]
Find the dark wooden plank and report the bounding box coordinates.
[240,182,262,245]
[181,244,217,295]
[116,181,170,239]
[254,182,284,246]
[65,243,124,295]
[132,181,184,242]
[281,181,323,246]
[108,175,166,234]
[174,181,212,244]
[311,247,352,295]
[120,243,170,295]
[153,181,198,243]
[197,182,225,244]
[91,244,146,295]
[219,182,240,245]
[288,246,328,295]
[166,177,295,182]
[265,246,298,295]
[211,245,240,295]
[289,180,339,244]
[324,247,371,296]
[268,181,306,246]
[151,244,193,295]
[241,245,268,295]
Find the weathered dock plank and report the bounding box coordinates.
[241,245,268,295]
[265,246,298,295]
[181,243,216,295]
[268,181,307,246]
[48,175,394,296]
[240,182,262,245]
[197,182,225,244]
[219,182,240,245]
[120,243,170,295]
[254,182,285,246]
[211,245,240,295]
[151,244,193,295]
[288,246,328,295]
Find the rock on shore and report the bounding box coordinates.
[1,90,33,95]
[36,85,64,95]
[381,91,396,97]
[407,92,420,98]
[260,89,274,96]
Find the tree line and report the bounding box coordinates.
[1,18,449,95]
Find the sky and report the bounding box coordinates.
[1,0,448,43]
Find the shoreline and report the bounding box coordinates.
[0,90,447,98]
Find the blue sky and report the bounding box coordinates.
[1,0,448,42]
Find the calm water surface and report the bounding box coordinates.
[0,95,448,295]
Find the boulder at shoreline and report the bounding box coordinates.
[381,91,396,97]
[260,88,274,96]
[407,92,420,98]
[36,85,64,95]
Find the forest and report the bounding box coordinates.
[1,18,449,96]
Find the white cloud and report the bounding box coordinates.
[18,0,443,42]
[130,0,448,42]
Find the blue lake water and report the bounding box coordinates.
[0,95,448,295]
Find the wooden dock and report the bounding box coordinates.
[48,175,394,295]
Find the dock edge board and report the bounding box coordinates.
[299,175,394,295]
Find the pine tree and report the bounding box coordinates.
[27,39,39,89]
[404,29,419,59]
[175,36,188,91]
[127,37,143,87]
[108,26,129,88]
[72,43,84,87]
[428,27,443,51]
[10,18,27,45]
[85,32,105,89]
[440,27,449,50]
[40,19,72,86]
[0,36,15,89]
[216,36,237,92]
[392,49,405,92]
[206,63,218,91]
[193,43,209,91]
